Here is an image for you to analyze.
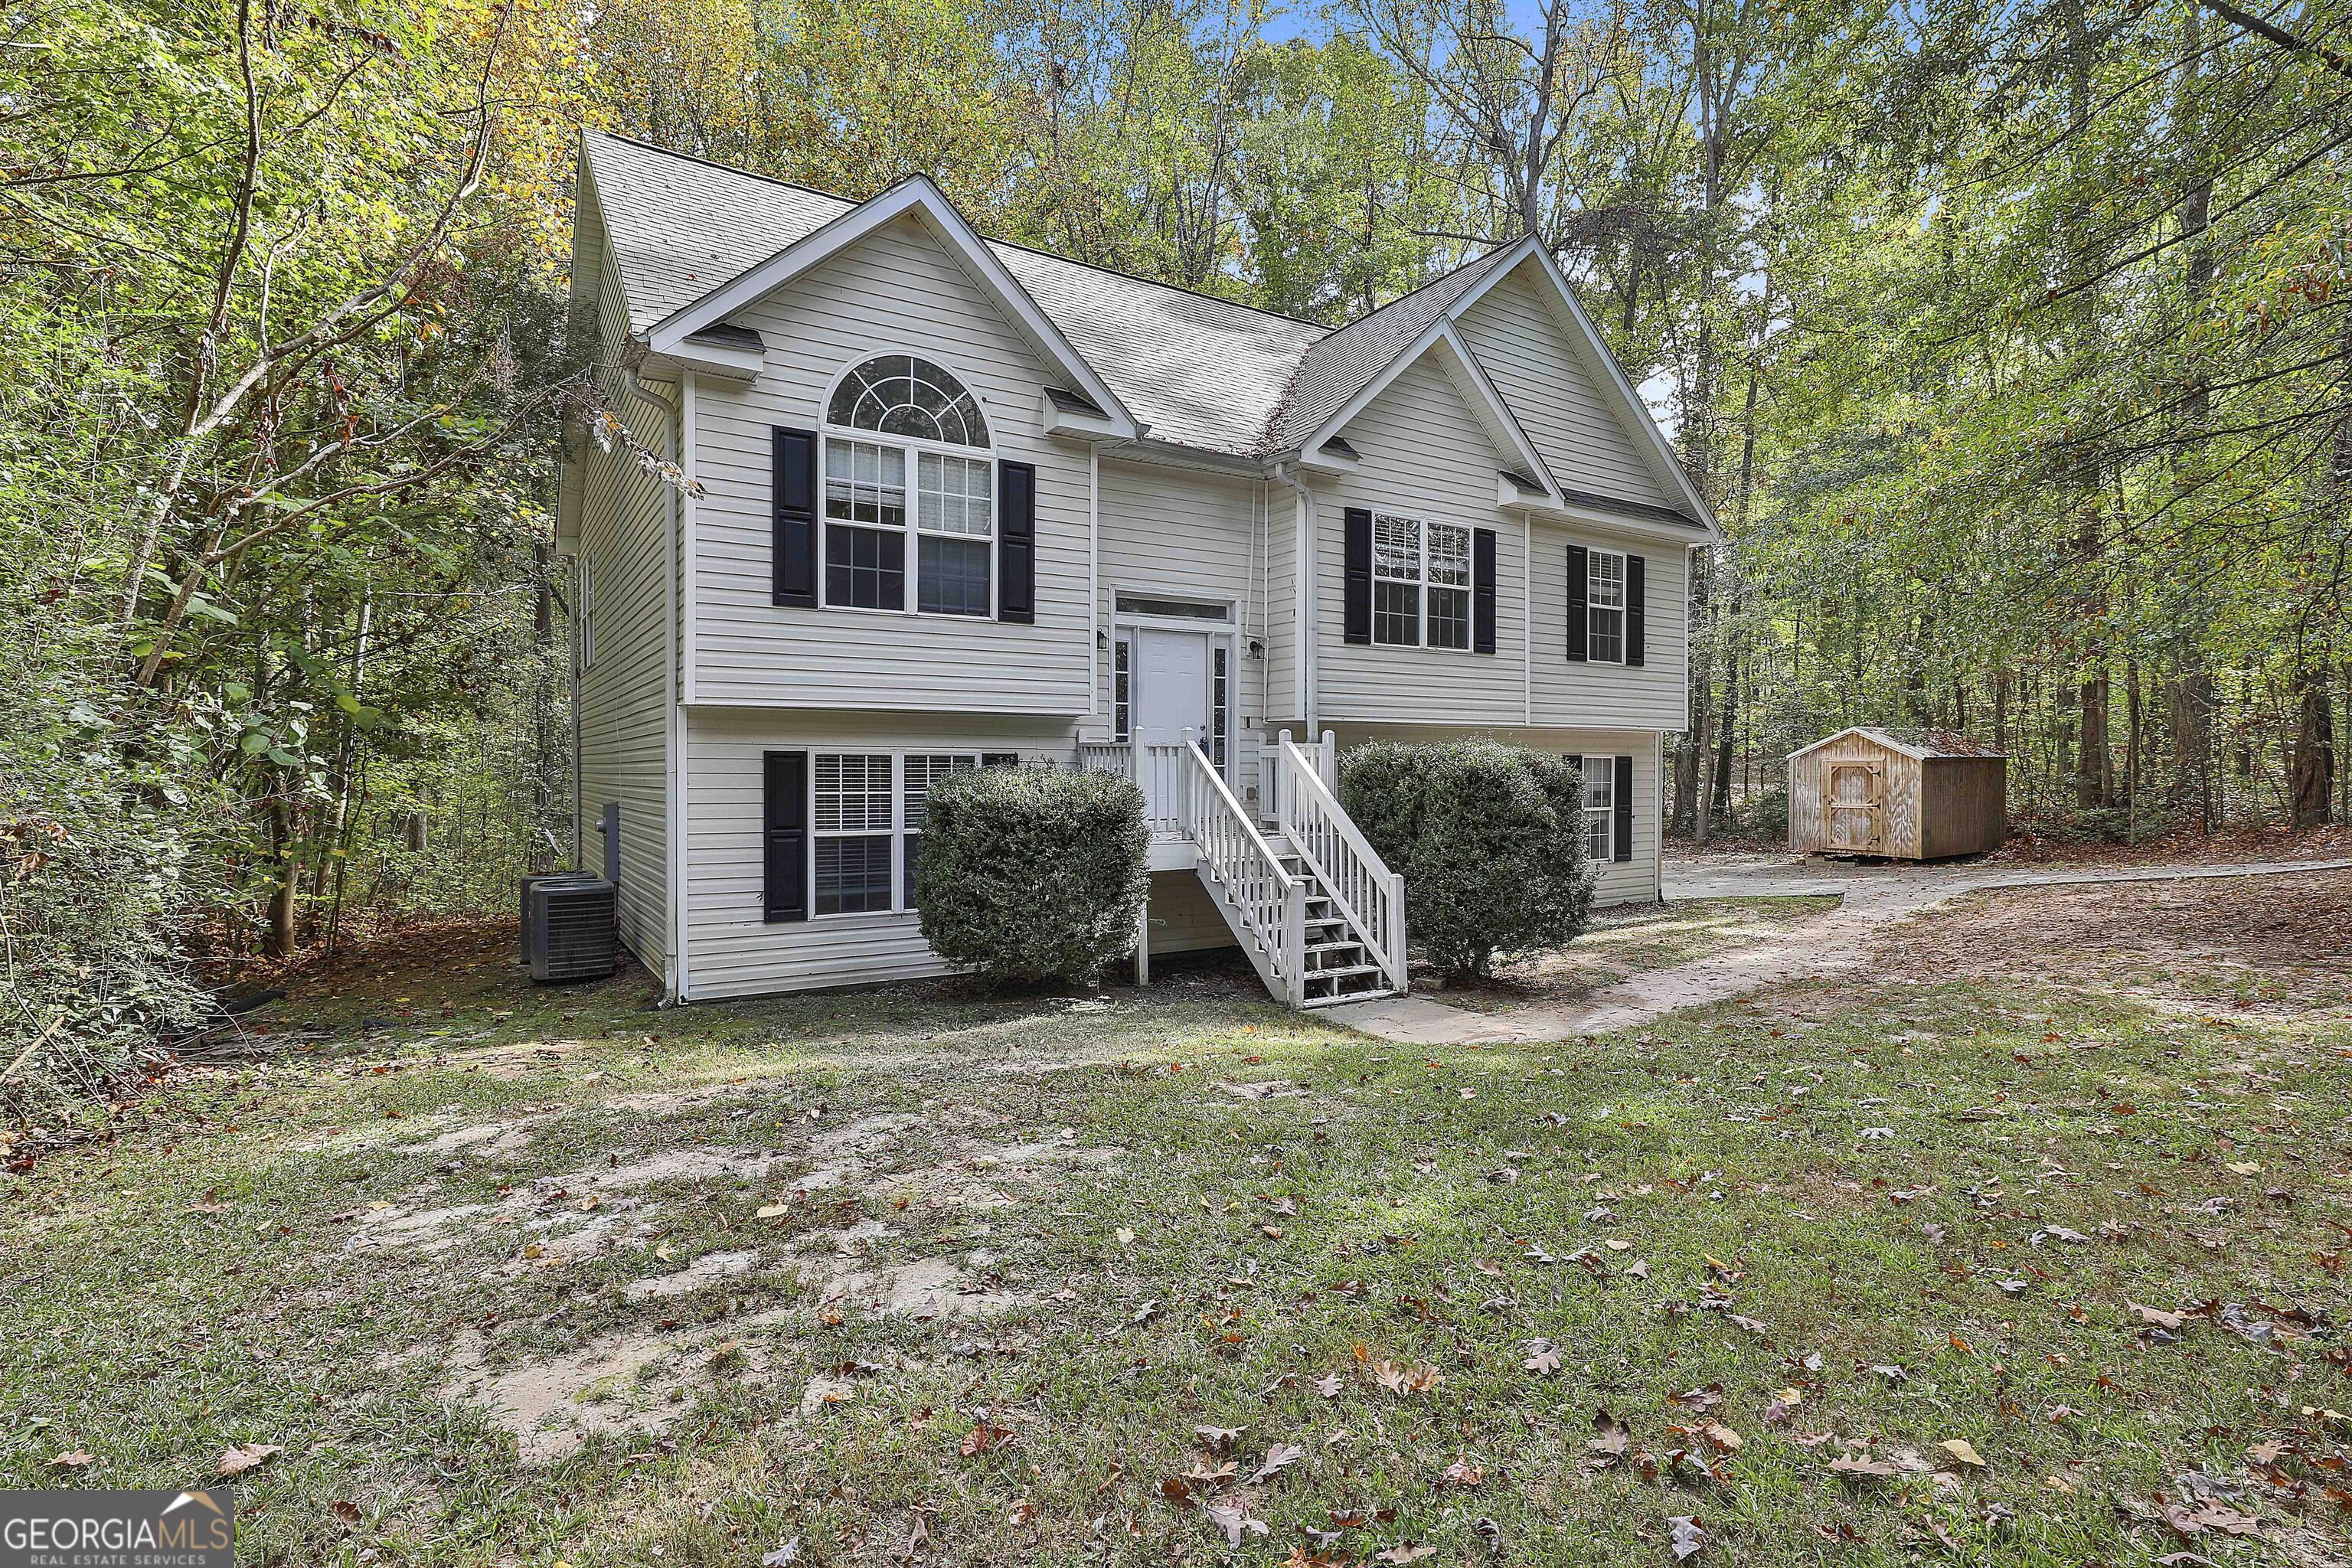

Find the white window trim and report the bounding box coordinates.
[1370,510,1475,652]
[1583,753,1615,864]
[1585,546,1628,666]
[808,748,991,921]
[818,354,998,622]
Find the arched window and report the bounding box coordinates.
[826,354,990,446]
[821,355,994,617]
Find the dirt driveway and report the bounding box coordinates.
[1328,852,2352,1045]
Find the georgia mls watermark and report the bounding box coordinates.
[1,1489,233,1568]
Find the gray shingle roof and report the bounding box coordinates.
[584,132,1331,456]
[1266,245,1521,449]
[588,136,1552,460]
[580,130,1687,523]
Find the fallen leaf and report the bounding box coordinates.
[1523,1341,1563,1376]
[217,1442,283,1476]
[1589,1409,1632,1465]
[1830,1453,1900,1480]
[2161,1498,2259,1538]
[1203,1502,1269,1547]
[959,1420,1014,1457]
[1374,1544,1436,1564]
[1939,1439,1986,1469]
[328,1500,362,1527]
[1668,1515,1707,1560]
[1247,1442,1307,1485]
[1372,1359,1441,1395]
[1115,1227,1135,1246]
[2130,1302,2187,1330]
[51,1451,95,1471]
[1441,1459,1484,1489]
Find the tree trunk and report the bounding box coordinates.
[1710,645,1737,827]
[2073,667,2110,812]
[2291,665,2336,828]
[2167,667,2214,828]
[266,802,300,959]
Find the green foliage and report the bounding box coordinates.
[1340,740,1595,978]
[913,767,1150,988]
[0,577,217,1114]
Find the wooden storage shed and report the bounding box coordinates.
[1787,727,2007,860]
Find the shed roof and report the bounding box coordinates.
[1788,727,2007,763]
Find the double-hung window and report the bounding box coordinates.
[900,753,977,907]
[822,355,992,617]
[1586,548,1627,663]
[1582,754,1615,863]
[808,750,996,915]
[812,753,896,915]
[1371,511,1472,650]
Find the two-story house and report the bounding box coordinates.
[558,133,1717,1011]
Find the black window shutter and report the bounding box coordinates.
[1612,754,1635,863]
[1472,528,1498,655]
[1626,554,1646,668]
[763,751,808,923]
[772,429,817,608]
[997,461,1036,623]
[1343,508,1373,645]
[1564,544,1589,662]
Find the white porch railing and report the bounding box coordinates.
[1076,740,1190,841]
[1076,742,1129,777]
[1176,730,1305,1004]
[1273,730,1406,995]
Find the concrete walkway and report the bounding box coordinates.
[1321,855,2352,1047]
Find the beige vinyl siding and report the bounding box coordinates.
[1146,870,1237,956]
[1326,721,1664,906]
[577,361,674,973]
[1264,485,1301,726]
[1314,357,1527,727]
[1093,460,1269,733]
[682,708,1078,999]
[687,215,1091,714]
[1527,518,1691,730]
[1455,265,1670,506]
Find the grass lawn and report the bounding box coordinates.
[1416,896,1844,1013]
[4,881,2350,1567]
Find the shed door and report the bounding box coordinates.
[1826,763,1884,851]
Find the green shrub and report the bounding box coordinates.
[1746,786,1791,841]
[1339,740,1596,978]
[914,765,1149,988]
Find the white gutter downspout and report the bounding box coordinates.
[1273,462,1315,733]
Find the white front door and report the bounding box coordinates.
[1134,627,1210,828]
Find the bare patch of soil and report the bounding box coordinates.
[440,1323,762,1465]
[1871,871,2352,1009]
[1426,897,1842,1016]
